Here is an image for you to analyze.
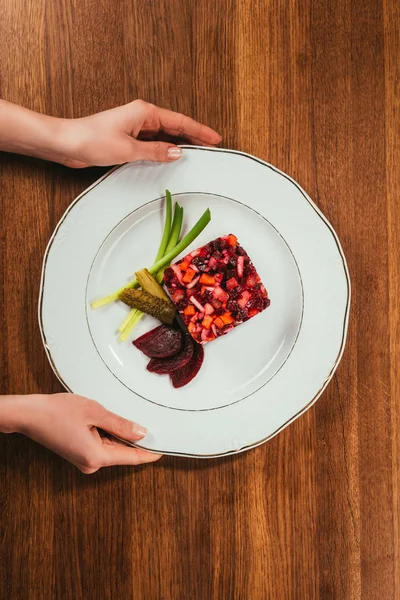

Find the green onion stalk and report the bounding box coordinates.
[90,188,211,340]
[118,202,184,341]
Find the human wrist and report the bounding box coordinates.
[0,100,71,164]
[0,394,44,434]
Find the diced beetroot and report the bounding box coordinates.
[133,324,182,359]
[226,277,239,291]
[163,266,174,280]
[238,290,251,307]
[246,273,261,287]
[211,298,223,310]
[171,264,183,283]
[213,287,229,303]
[170,342,204,388]
[204,303,214,315]
[147,333,194,374]
[201,328,210,342]
[237,256,245,277]
[208,256,218,270]
[172,290,185,304]
[164,235,270,345]
[190,249,201,258]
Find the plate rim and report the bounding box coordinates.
[38,146,351,458]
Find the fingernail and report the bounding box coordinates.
[167,147,182,160]
[132,423,147,438]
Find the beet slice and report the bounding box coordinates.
[133,324,182,359]
[170,342,204,388]
[147,333,194,374]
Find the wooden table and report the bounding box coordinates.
[1,1,399,598]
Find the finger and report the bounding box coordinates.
[95,408,147,442]
[131,139,183,162]
[103,443,162,466]
[137,130,217,147]
[145,106,222,145]
[163,131,219,147]
[151,130,219,147]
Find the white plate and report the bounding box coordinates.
[39,147,350,458]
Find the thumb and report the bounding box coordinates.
[131,139,183,163]
[103,444,162,467]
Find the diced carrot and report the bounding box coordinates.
[202,315,213,330]
[248,308,259,317]
[180,261,189,271]
[182,268,196,283]
[227,234,238,246]
[184,305,196,316]
[199,274,215,285]
[188,322,196,333]
[214,317,225,329]
[221,312,234,325]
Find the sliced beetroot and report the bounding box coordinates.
[147,333,194,374]
[133,324,182,359]
[170,342,204,388]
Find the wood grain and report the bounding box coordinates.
[0,1,399,598]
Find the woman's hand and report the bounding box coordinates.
[0,98,222,168]
[0,393,161,473]
[59,99,222,167]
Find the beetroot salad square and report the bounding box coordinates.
[163,234,270,344]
